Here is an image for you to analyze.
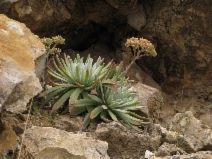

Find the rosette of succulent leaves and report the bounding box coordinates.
[40,36,157,131]
[39,37,157,132]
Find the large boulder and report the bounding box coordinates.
[95,122,162,158]
[21,126,109,159]
[0,15,45,153]
[131,82,164,124]
[0,14,45,114]
[169,111,212,152]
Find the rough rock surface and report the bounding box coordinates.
[0,14,45,114]
[22,126,109,159]
[3,0,212,92]
[131,82,163,123]
[53,115,83,132]
[151,151,212,159]
[139,0,212,91]
[3,0,140,50]
[0,15,45,155]
[2,0,212,158]
[169,111,212,152]
[155,142,186,157]
[95,122,161,158]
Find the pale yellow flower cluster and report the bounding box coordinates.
[125,37,157,57]
[41,35,65,55]
[42,35,65,46]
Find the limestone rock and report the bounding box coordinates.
[160,126,194,153]
[162,151,212,159]
[95,122,161,158]
[131,82,164,123]
[127,5,146,31]
[53,115,83,132]
[169,111,212,152]
[0,14,45,113]
[22,126,109,159]
[155,142,186,157]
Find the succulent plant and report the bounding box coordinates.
[72,79,150,132]
[39,53,149,132]
[39,54,123,113]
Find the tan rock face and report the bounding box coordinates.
[169,111,212,152]
[22,127,109,159]
[95,122,161,158]
[0,14,45,113]
[131,82,163,124]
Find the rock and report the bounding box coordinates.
[127,5,146,31]
[0,14,45,114]
[163,151,212,159]
[169,111,212,152]
[22,126,109,159]
[145,150,155,158]
[0,14,45,152]
[95,122,161,158]
[106,0,138,15]
[139,0,212,93]
[160,126,194,153]
[64,42,115,64]
[131,82,164,123]
[0,120,18,151]
[0,0,18,14]
[155,142,186,157]
[0,110,26,135]
[53,115,83,132]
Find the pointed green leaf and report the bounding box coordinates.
[109,102,118,109]
[75,65,81,82]
[59,66,77,83]
[107,109,118,121]
[88,94,103,103]
[102,105,108,109]
[69,88,83,101]
[74,99,101,107]
[114,110,143,126]
[100,110,112,123]
[69,88,84,113]
[90,105,104,119]
[86,105,95,113]
[47,68,70,83]
[41,87,69,106]
[127,111,149,121]
[82,113,91,130]
[39,85,72,97]
[52,89,74,111]
[70,106,87,115]
[102,79,117,85]
[84,69,90,84]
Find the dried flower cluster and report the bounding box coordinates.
[121,37,157,76]
[125,37,157,57]
[41,35,65,55]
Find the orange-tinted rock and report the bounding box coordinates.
[0,14,45,113]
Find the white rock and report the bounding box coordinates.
[145,150,155,158]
